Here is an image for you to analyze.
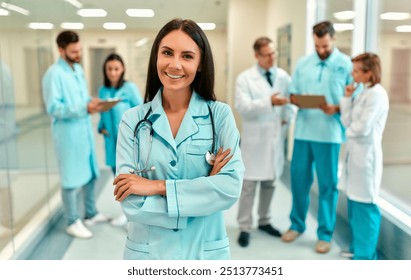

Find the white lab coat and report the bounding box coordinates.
[339,84,389,203]
[235,65,294,180]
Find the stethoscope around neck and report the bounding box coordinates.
[128,104,217,174]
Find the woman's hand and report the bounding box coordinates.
[345,84,356,97]
[209,147,232,176]
[113,174,165,201]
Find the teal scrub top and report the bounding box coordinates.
[42,58,99,188]
[290,48,353,143]
[116,90,245,259]
[98,81,143,168]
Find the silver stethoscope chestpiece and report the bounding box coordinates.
[205,150,216,166]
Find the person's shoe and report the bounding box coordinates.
[315,240,331,254]
[84,213,110,227]
[66,219,93,239]
[339,250,354,259]
[110,214,128,227]
[258,224,282,237]
[238,231,250,247]
[281,229,300,242]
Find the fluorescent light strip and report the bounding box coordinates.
[135,37,149,47]
[28,22,54,30]
[61,22,84,30]
[0,7,9,16]
[65,0,83,9]
[126,9,155,17]
[103,22,126,30]
[197,23,216,30]
[380,12,410,20]
[396,25,411,32]
[333,10,355,21]
[333,23,354,32]
[77,9,107,17]
[0,2,30,16]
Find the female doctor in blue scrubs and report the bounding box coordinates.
[113,18,245,260]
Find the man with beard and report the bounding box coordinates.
[281,21,352,254]
[42,30,109,239]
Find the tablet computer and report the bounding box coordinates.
[99,98,121,112]
[291,94,327,109]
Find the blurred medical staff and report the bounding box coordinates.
[340,53,389,260]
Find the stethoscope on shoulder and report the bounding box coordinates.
[129,104,217,174]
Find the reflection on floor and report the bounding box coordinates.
[47,171,346,260]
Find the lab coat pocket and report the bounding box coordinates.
[124,237,151,260]
[185,144,212,178]
[203,237,230,260]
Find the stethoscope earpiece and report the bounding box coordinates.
[205,150,216,166]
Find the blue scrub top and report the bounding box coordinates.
[290,48,353,143]
[42,58,100,188]
[98,81,143,168]
[116,90,245,259]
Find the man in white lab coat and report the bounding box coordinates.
[234,37,294,247]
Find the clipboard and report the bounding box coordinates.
[99,98,121,112]
[291,94,327,108]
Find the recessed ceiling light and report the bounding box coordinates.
[135,37,149,47]
[333,10,355,21]
[64,0,83,9]
[77,9,107,17]
[0,8,9,16]
[28,22,54,30]
[1,2,30,16]
[126,9,155,17]
[333,23,354,32]
[380,12,410,20]
[61,22,84,30]
[396,25,411,32]
[197,23,216,30]
[103,22,127,30]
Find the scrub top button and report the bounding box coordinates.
[170,160,177,167]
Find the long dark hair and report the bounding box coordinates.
[103,53,125,89]
[144,18,216,102]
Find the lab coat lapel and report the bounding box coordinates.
[174,92,207,148]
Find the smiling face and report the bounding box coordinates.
[105,59,124,87]
[352,61,372,84]
[156,29,202,96]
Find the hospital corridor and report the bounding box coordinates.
[1,0,411,265]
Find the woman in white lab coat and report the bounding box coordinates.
[113,19,244,260]
[340,53,389,260]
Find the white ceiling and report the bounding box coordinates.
[1,0,410,33]
[0,0,229,30]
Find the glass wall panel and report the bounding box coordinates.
[322,0,354,56]
[375,0,411,214]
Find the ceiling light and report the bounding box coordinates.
[126,9,155,17]
[0,8,9,16]
[197,23,216,30]
[333,10,355,21]
[64,0,83,9]
[135,37,149,47]
[396,25,411,32]
[333,23,354,32]
[103,22,126,30]
[28,22,54,30]
[380,12,410,20]
[61,22,84,30]
[77,9,107,17]
[1,2,30,16]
